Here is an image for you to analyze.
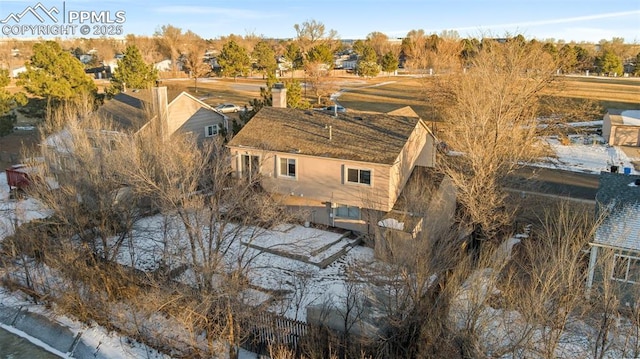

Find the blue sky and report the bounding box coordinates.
[1,0,639,43]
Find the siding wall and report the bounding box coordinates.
[169,96,225,144]
[603,113,613,144]
[589,245,640,306]
[611,125,640,146]
[388,122,434,210]
[229,148,392,212]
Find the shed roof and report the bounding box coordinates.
[608,109,640,127]
[227,107,424,165]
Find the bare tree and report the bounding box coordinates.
[125,34,163,64]
[294,19,338,55]
[155,24,183,75]
[430,38,559,242]
[181,31,211,92]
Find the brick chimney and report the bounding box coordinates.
[272,83,287,108]
[151,85,169,139]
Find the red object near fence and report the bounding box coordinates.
[5,164,36,191]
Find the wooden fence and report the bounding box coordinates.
[240,311,393,358]
[241,311,308,357]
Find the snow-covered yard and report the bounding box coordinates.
[1,131,639,358]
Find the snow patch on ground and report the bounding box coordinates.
[537,135,638,174]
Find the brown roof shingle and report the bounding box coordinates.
[97,88,184,132]
[227,107,422,164]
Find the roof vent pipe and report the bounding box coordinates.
[325,125,332,140]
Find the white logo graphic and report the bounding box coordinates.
[0,2,59,24]
[1,2,126,37]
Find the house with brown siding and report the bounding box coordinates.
[227,87,437,234]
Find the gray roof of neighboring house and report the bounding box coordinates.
[593,171,640,251]
[227,107,424,165]
[595,171,640,209]
[97,88,183,132]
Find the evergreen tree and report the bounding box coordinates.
[0,69,27,136]
[542,42,558,59]
[18,41,96,105]
[284,80,309,109]
[252,40,277,78]
[558,45,578,73]
[381,51,399,74]
[597,50,623,76]
[356,45,380,78]
[352,39,367,56]
[574,45,593,72]
[284,42,304,73]
[306,43,334,68]
[109,45,158,94]
[218,40,251,79]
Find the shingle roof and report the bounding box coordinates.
[595,171,640,210]
[594,171,640,251]
[594,204,640,251]
[97,88,183,132]
[227,107,423,164]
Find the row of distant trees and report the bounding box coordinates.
[3,23,638,136]
[1,20,639,82]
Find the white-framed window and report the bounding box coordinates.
[612,254,640,284]
[205,124,220,137]
[279,157,297,178]
[346,167,372,186]
[334,204,360,220]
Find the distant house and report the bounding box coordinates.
[154,59,173,72]
[227,85,438,235]
[602,109,640,146]
[11,66,26,78]
[587,171,640,305]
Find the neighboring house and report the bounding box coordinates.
[587,171,640,305]
[602,109,640,146]
[227,85,438,234]
[44,86,228,172]
[97,86,228,145]
[334,54,358,70]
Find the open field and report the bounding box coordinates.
[162,74,640,118]
[549,76,640,110]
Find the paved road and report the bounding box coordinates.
[505,166,601,201]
